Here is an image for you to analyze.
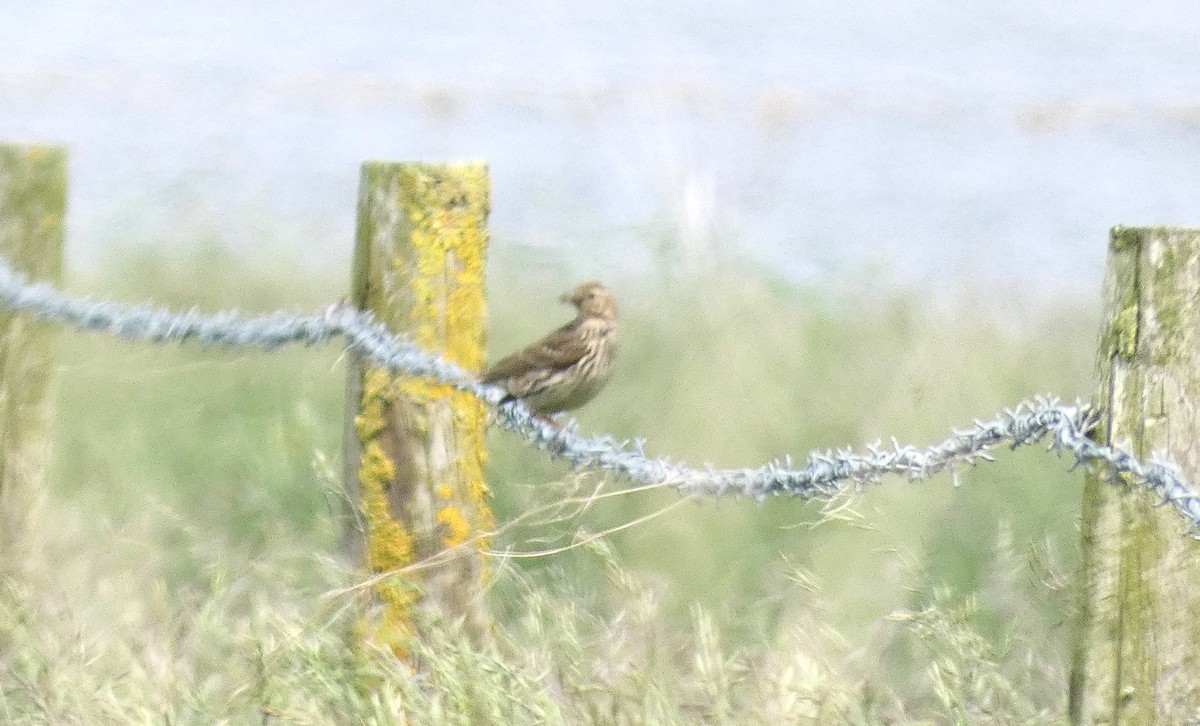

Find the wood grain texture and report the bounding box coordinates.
[344,161,491,650]
[0,143,64,568]
[1070,226,1200,724]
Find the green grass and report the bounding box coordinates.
[0,243,1095,723]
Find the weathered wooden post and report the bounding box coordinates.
[344,161,492,650]
[1070,227,1200,723]
[0,142,66,567]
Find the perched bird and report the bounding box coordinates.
[482,282,617,416]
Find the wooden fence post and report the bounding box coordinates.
[0,143,66,566]
[1069,226,1200,723]
[344,161,492,650]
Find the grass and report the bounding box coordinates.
[0,242,1096,723]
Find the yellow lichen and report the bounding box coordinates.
[436,505,471,548]
[397,163,494,573]
[355,162,493,642]
[362,368,395,401]
[355,354,417,650]
[359,440,397,492]
[359,437,418,653]
[396,169,489,476]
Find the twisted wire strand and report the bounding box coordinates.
[1,262,1197,534]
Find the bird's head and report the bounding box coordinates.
[562,281,616,321]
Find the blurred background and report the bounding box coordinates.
[7,0,1200,300]
[3,1,1199,721]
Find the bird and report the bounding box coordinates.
[481,281,617,417]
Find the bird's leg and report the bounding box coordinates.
[535,414,572,455]
[535,413,564,430]
[323,296,355,322]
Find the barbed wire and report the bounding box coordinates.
[1,262,1197,535]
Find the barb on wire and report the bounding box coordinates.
[0,262,1197,535]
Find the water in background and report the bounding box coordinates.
[4,0,1200,305]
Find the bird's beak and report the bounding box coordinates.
[560,292,575,305]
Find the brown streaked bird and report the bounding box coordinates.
[482,282,617,416]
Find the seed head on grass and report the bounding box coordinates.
[482,282,617,417]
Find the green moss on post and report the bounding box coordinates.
[0,143,66,567]
[1069,227,1200,723]
[344,161,492,652]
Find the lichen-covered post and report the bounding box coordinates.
[0,143,65,567]
[344,161,492,650]
[1069,227,1200,723]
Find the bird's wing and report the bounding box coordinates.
[481,324,587,382]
